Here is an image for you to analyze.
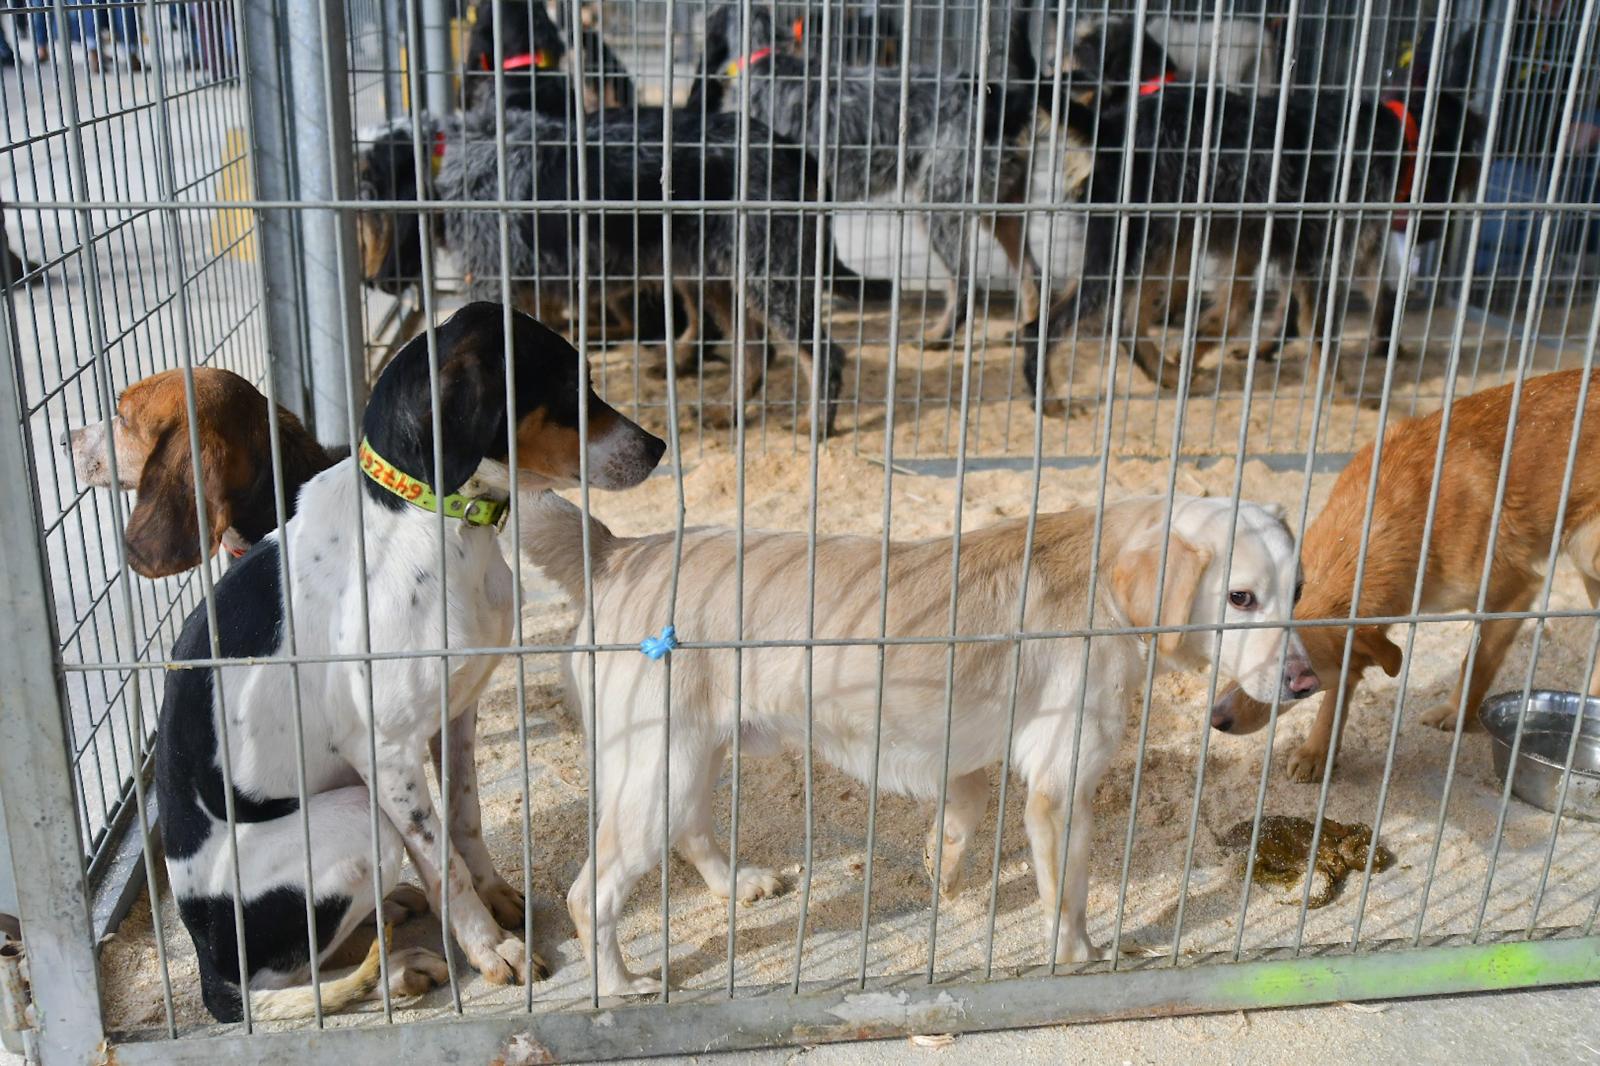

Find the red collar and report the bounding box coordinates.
[1139,71,1176,96]
[483,50,553,72]
[726,46,773,76]
[1382,97,1421,232]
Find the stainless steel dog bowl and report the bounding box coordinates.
[1478,690,1600,821]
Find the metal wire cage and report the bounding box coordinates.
[4,0,1600,1062]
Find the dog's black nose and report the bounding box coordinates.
[1211,713,1234,732]
[645,432,667,466]
[58,428,70,449]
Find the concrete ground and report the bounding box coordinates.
[615,985,1600,1065]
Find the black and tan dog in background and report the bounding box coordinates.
[356,105,852,434]
[1027,20,1484,399]
[463,0,635,117]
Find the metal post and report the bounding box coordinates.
[0,791,14,920]
[421,0,454,114]
[286,0,368,441]
[0,308,103,1065]
[380,0,405,120]
[243,0,313,422]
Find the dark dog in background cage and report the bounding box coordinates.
[156,304,665,1022]
[1052,17,1302,373]
[460,1,672,346]
[62,368,338,578]
[356,107,850,434]
[356,111,643,337]
[461,3,890,322]
[464,0,635,117]
[1026,20,1484,398]
[691,4,1050,347]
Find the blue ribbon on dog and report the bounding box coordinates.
[640,625,677,660]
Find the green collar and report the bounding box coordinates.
[358,437,510,529]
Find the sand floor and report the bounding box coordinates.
[99,297,1600,1038]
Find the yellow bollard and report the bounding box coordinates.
[210,127,257,262]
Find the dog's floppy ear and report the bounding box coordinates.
[124,426,231,578]
[1355,626,1404,677]
[417,332,507,495]
[362,305,510,499]
[1110,529,1215,657]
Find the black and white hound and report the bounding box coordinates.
[157,303,666,1022]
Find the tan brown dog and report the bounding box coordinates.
[64,368,336,578]
[1210,368,1600,782]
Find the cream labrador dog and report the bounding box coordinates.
[523,493,1314,995]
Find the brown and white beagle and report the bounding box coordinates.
[64,368,338,579]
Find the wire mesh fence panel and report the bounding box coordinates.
[2,0,265,880]
[4,0,1600,1062]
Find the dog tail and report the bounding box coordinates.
[824,231,894,304]
[518,490,621,603]
[247,925,388,1021]
[831,268,896,304]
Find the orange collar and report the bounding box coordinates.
[1382,97,1421,232]
[1139,71,1176,96]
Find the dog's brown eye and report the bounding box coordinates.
[1229,590,1257,610]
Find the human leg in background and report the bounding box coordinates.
[29,0,52,63]
[105,3,142,70]
[79,7,102,72]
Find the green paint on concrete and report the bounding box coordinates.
[1223,939,1600,1008]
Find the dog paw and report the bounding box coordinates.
[698,404,736,431]
[604,972,662,998]
[723,866,783,905]
[1054,938,1110,965]
[1419,703,1476,732]
[1286,745,1329,783]
[473,936,548,985]
[481,880,526,930]
[381,883,431,926]
[1365,341,1414,363]
[923,839,966,900]
[390,947,450,998]
[1036,397,1089,420]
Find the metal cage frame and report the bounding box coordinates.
[4,0,1600,1062]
